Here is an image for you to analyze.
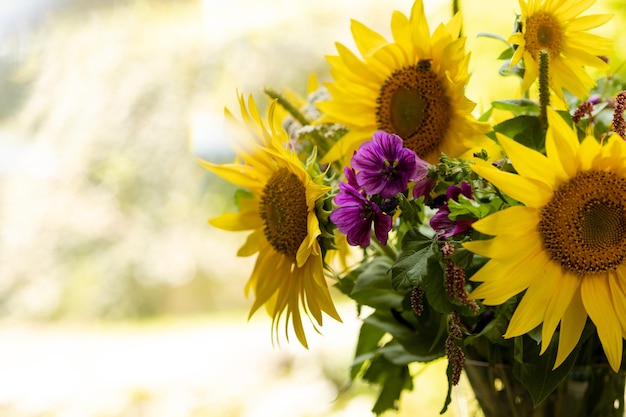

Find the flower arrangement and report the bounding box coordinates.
[200,0,626,415]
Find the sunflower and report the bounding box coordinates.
[318,0,491,166]
[508,0,612,99]
[464,107,626,372]
[199,94,341,348]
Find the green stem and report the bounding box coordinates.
[264,87,310,126]
[538,51,550,134]
[371,234,398,261]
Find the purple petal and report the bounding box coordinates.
[373,211,393,245]
[372,131,403,162]
[460,182,473,200]
[445,182,474,202]
[352,141,384,172]
[344,167,360,189]
[430,205,455,240]
[331,205,373,247]
[334,181,365,206]
[413,176,436,199]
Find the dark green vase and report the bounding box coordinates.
[464,360,626,417]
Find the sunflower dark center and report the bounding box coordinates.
[524,11,563,58]
[376,61,450,159]
[259,167,309,259]
[538,170,626,274]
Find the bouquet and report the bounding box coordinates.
[200,0,626,415]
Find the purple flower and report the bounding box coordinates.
[430,182,475,240]
[446,181,473,202]
[351,131,418,199]
[412,158,436,199]
[331,168,393,247]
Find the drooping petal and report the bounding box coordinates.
[581,274,623,372]
[200,94,341,349]
[554,285,587,369]
[540,271,580,354]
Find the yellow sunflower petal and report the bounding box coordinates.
[550,59,594,99]
[463,229,541,260]
[581,273,623,372]
[545,107,580,179]
[540,271,580,354]
[554,284,587,369]
[578,135,602,170]
[350,19,388,57]
[470,249,546,305]
[409,0,430,57]
[198,160,265,193]
[390,10,412,50]
[209,209,263,231]
[321,129,368,165]
[445,11,462,39]
[554,0,595,20]
[508,32,525,60]
[470,206,539,237]
[609,269,626,338]
[247,247,285,312]
[303,257,342,323]
[237,229,264,257]
[504,257,558,338]
[471,159,553,207]
[496,133,557,187]
[520,51,538,94]
[296,215,321,268]
[567,14,613,32]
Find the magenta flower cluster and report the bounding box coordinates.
[330,131,422,247]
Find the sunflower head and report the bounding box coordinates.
[199,94,341,348]
[508,0,613,99]
[465,107,626,372]
[318,0,492,166]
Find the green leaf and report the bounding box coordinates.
[498,61,524,79]
[350,321,387,379]
[390,245,433,290]
[364,308,446,362]
[465,300,516,346]
[492,99,540,115]
[420,259,475,316]
[512,329,585,406]
[440,362,455,414]
[362,355,413,415]
[492,115,545,153]
[379,341,425,366]
[497,47,514,60]
[447,194,496,221]
[397,194,424,225]
[334,273,355,296]
[351,257,404,310]
[233,189,253,209]
[479,107,493,122]
[389,228,435,290]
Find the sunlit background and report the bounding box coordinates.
[0,0,622,416]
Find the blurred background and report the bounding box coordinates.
[0,0,621,416]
